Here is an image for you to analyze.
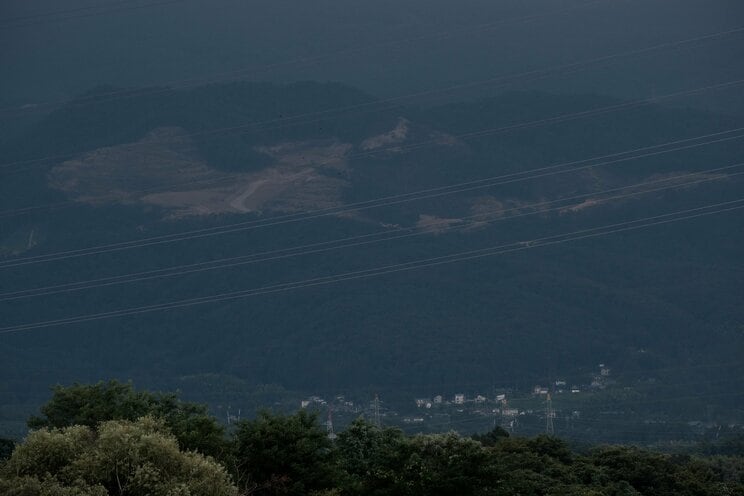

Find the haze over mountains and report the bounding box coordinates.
[2,0,744,115]
[1,0,743,443]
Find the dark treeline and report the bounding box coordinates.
[1,381,743,495]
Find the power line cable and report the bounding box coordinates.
[2,197,742,334]
[2,125,741,268]
[1,161,740,302]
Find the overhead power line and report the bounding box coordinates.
[1,197,742,334]
[1,125,741,269]
[1,160,741,302]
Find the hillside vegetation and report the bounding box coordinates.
[1,81,743,442]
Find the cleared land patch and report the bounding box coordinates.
[48,128,353,218]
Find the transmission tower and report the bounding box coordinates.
[545,393,555,436]
[326,405,337,440]
[226,406,241,425]
[373,394,381,428]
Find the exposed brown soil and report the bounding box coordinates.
[48,127,354,219]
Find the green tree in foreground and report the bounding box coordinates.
[11,380,744,496]
[471,425,510,447]
[28,380,227,459]
[336,419,410,495]
[234,410,339,495]
[337,419,497,496]
[0,416,236,496]
[400,432,496,496]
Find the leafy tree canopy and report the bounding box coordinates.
[336,418,410,495]
[233,410,339,495]
[0,417,236,496]
[9,381,744,496]
[27,380,227,459]
[471,425,510,447]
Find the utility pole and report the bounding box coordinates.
[546,393,555,436]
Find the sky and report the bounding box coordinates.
[2,0,743,115]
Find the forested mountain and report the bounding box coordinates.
[1,80,742,441]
